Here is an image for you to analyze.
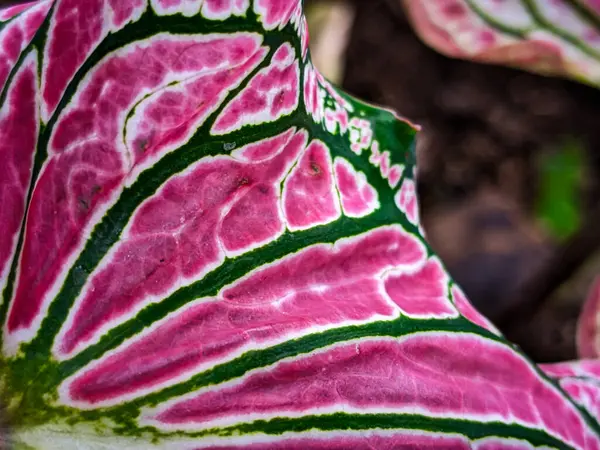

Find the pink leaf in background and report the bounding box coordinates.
[403,0,600,88]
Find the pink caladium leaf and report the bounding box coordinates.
[577,276,600,358]
[402,0,600,88]
[1,0,600,448]
[542,359,600,423]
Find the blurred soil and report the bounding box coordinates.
[341,0,600,362]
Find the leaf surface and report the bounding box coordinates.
[0,0,599,448]
[403,0,600,87]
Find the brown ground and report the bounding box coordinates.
[341,0,600,362]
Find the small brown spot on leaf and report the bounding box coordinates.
[136,132,155,154]
[137,138,149,153]
[78,198,90,210]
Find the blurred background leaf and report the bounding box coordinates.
[535,138,585,241]
[305,0,354,84]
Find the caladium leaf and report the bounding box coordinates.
[577,276,600,358]
[1,0,600,449]
[402,0,600,88]
[542,360,600,422]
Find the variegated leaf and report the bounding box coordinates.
[577,276,600,358]
[402,0,600,88]
[0,0,599,449]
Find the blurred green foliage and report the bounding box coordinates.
[535,138,586,241]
